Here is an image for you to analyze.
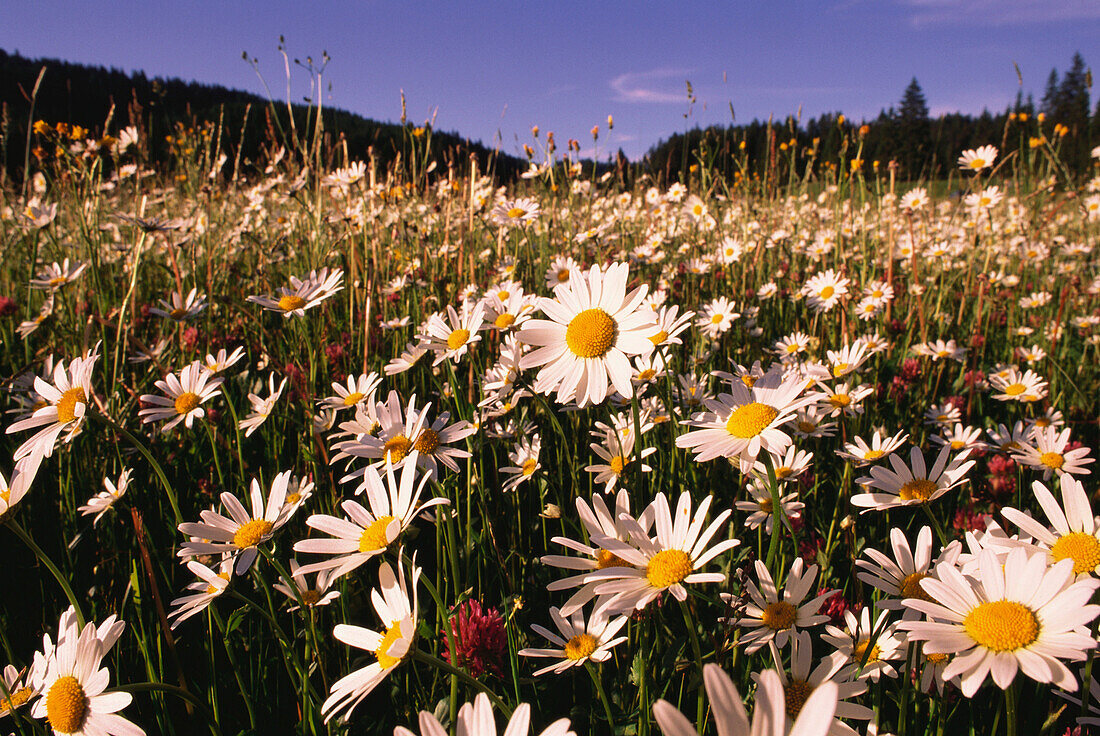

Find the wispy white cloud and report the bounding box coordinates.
[610,69,695,104]
[897,0,1100,27]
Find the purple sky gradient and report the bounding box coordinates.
[2,0,1097,159]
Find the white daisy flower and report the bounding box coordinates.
[138,361,223,432]
[518,605,629,676]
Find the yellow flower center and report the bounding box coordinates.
[796,421,817,434]
[278,295,307,312]
[786,344,800,353]
[609,456,627,475]
[205,572,231,595]
[775,466,793,480]
[864,449,885,460]
[557,269,571,283]
[1040,452,1064,470]
[343,392,365,406]
[1003,383,1026,396]
[375,621,405,669]
[637,369,656,381]
[898,479,937,502]
[969,158,985,169]
[46,675,87,734]
[741,375,757,388]
[233,519,273,549]
[901,572,933,601]
[648,330,669,346]
[950,440,965,450]
[725,403,779,438]
[175,391,201,415]
[285,492,301,505]
[1,685,33,712]
[784,679,814,719]
[963,600,1040,652]
[56,387,87,424]
[1050,532,1100,575]
[48,276,67,287]
[301,590,322,606]
[507,207,526,219]
[596,549,631,569]
[819,286,835,299]
[710,313,724,325]
[564,633,599,661]
[853,639,881,664]
[359,515,396,552]
[757,497,774,514]
[413,428,440,455]
[495,313,516,329]
[829,393,852,408]
[832,363,850,376]
[925,652,949,664]
[646,549,693,588]
[170,307,188,319]
[384,434,413,463]
[446,328,470,350]
[1034,418,1051,428]
[761,600,797,630]
[565,308,617,359]
[521,459,538,476]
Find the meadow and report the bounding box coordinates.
[0,111,1099,736]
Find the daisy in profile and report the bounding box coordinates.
[490,197,540,227]
[735,478,803,533]
[323,560,420,723]
[958,144,997,173]
[168,558,233,629]
[6,347,99,461]
[30,614,144,736]
[585,429,656,493]
[654,666,838,736]
[773,331,813,361]
[0,664,36,719]
[0,449,45,518]
[931,423,985,453]
[647,304,694,347]
[138,361,223,432]
[500,434,541,492]
[203,346,246,374]
[149,287,207,321]
[294,453,446,581]
[542,491,654,616]
[395,693,574,736]
[725,559,834,653]
[837,430,908,466]
[29,259,88,291]
[247,267,344,318]
[851,445,974,513]
[988,368,1047,403]
[320,372,382,412]
[900,547,1100,696]
[587,491,738,613]
[420,302,485,365]
[801,269,849,313]
[825,342,869,379]
[676,365,819,472]
[855,526,944,615]
[78,468,131,526]
[178,471,296,574]
[273,560,341,612]
[519,262,656,407]
[822,607,903,682]
[1011,426,1094,479]
[1001,475,1100,577]
[986,421,1031,453]
[518,604,629,676]
[238,373,287,437]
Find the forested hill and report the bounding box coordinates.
[0,48,526,181]
[644,53,1098,184]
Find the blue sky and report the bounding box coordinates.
[2,1,1097,159]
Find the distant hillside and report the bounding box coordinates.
[0,48,526,182]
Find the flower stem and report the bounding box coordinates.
[586,661,616,732]
[409,648,513,718]
[89,411,182,525]
[6,517,86,628]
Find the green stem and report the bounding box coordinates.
[6,517,86,628]
[679,599,707,734]
[920,503,948,548]
[117,682,221,736]
[586,661,616,732]
[410,648,513,718]
[1005,681,1018,736]
[90,412,182,525]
